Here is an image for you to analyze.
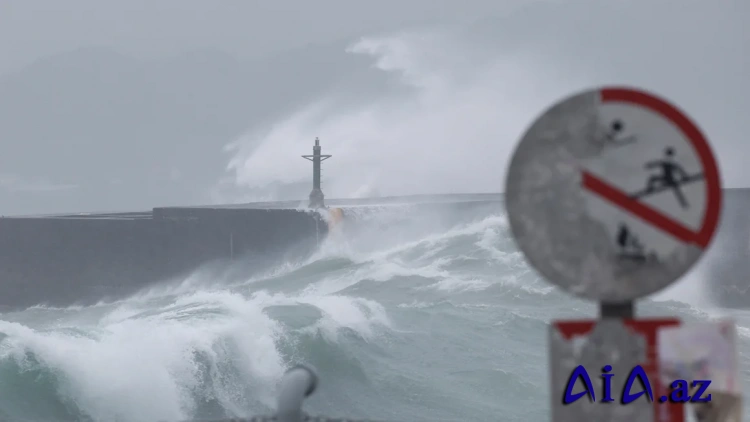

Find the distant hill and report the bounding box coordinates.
[0,41,388,215]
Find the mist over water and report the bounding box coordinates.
[222,28,588,202]
[220,1,750,202]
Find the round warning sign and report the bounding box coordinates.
[505,86,722,302]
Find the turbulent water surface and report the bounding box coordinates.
[0,203,749,422]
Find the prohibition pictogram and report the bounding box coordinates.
[591,142,705,263]
[580,88,721,251]
[504,85,723,302]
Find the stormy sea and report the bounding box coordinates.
[0,200,748,422]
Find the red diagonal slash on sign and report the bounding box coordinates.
[581,171,711,248]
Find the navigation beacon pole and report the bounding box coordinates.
[302,137,332,246]
[301,137,332,209]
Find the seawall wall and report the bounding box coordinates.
[0,207,324,310]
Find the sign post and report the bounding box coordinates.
[503,86,739,421]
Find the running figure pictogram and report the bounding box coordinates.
[630,147,704,209]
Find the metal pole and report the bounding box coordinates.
[599,301,634,319]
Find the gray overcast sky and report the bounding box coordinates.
[0,0,520,75]
[0,0,747,214]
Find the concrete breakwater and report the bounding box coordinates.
[0,188,748,312]
[0,194,503,311]
[0,206,326,310]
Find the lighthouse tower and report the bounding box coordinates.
[301,137,332,209]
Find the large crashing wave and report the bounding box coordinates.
[1,201,748,422]
[0,204,531,422]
